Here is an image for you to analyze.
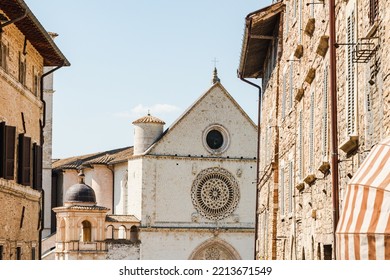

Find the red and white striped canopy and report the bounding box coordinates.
[336,137,390,260]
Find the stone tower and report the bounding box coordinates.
[132,114,165,155]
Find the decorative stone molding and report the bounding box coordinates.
[295,182,305,192]
[304,18,315,36]
[318,161,330,174]
[339,135,359,154]
[294,44,304,59]
[303,173,316,185]
[316,35,329,57]
[295,87,305,102]
[305,68,316,84]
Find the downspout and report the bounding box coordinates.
[328,0,340,259]
[38,63,64,260]
[238,73,262,260]
[40,64,64,145]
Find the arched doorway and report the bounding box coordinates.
[189,238,241,260]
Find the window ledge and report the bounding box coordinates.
[339,135,358,154]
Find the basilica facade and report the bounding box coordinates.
[49,73,257,260]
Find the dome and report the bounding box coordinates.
[65,183,96,204]
[132,113,165,125]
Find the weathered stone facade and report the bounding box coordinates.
[238,0,389,260]
[0,1,69,260]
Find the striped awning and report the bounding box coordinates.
[336,137,390,259]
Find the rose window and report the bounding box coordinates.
[191,167,239,220]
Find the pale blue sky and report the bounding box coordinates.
[25,0,269,158]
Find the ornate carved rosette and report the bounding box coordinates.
[191,167,239,220]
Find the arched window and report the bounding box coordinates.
[106,225,114,239]
[81,220,92,242]
[130,226,138,242]
[118,225,126,239]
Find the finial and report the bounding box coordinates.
[147,109,150,116]
[78,170,85,184]
[212,67,220,84]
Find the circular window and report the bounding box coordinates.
[191,167,239,220]
[206,130,224,149]
[203,125,230,154]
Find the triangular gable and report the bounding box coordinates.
[145,82,257,157]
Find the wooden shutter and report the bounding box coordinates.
[0,123,16,180]
[282,73,287,118]
[309,90,315,171]
[280,168,285,216]
[289,63,294,110]
[33,143,43,190]
[288,161,293,214]
[322,66,329,159]
[298,111,303,180]
[347,11,356,136]
[18,134,31,186]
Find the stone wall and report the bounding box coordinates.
[0,10,47,260]
[254,0,389,260]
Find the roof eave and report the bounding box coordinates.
[238,2,284,79]
[1,0,70,67]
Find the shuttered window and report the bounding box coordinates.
[369,0,379,25]
[289,63,294,110]
[282,73,287,118]
[347,11,356,136]
[299,0,303,43]
[280,167,285,216]
[298,111,303,180]
[0,122,16,180]
[288,161,294,214]
[33,143,43,190]
[322,66,329,159]
[18,52,27,86]
[309,90,315,172]
[18,134,31,186]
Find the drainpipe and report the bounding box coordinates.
[238,73,262,260]
[38,64,64,260]
[329,0,340,259]
[40,64,64,145]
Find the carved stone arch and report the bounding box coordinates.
[76,217,98,228]
[189,238,241,260]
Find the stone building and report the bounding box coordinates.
[50,72,258,260]
[0,0,69,260]
[238,0,389,260]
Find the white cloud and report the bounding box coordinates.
[114,103,180,119]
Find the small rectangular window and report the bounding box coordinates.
[0,245,3,260]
